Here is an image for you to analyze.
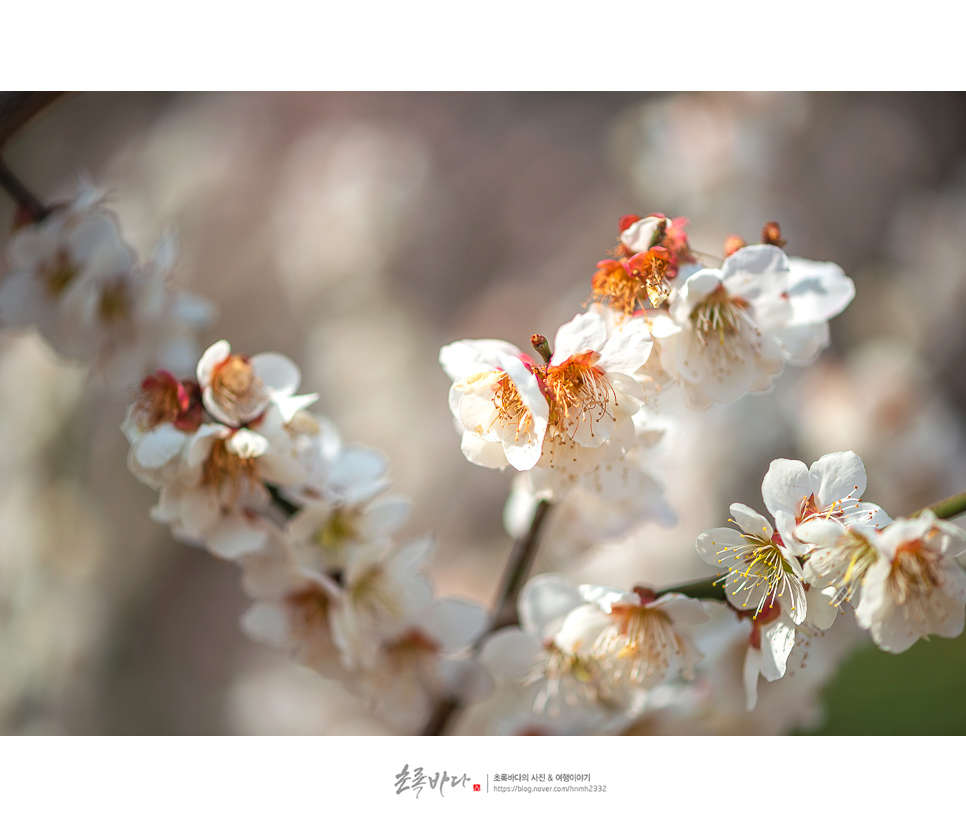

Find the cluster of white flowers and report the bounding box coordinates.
[695,451,966,710]
[7,167,963,736]
[0,183,213,390]
[122,339,492,731]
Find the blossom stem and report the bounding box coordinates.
[266,483,300,518]
[658,576,726,602]
[0,158,49,222]
[912,489,966,521]
[490,499,554,631]
[419,499,554,736]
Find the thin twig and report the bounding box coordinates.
[0,158,49,222]
[419,500,554,735]
[911,489,966,521]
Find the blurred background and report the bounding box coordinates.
[2,92,966,734]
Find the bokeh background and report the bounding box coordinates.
[2,92,966,734]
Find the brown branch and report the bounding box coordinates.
[420,500,554,735]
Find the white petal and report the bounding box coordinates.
[251,352,301,396]
[133,424,187,469]
[761,458,811,520]
[519,573,583,637]
[730,503,773,539]
[760,619,796,681]
[550,310,607,363]
[206,515,269,559]
[785,257,856,326]
[197,340,231,386]
[479,628,542,681]
[423,598,490,652]
[650,594,710,626]
[460,432,508,469]
[241,602,291,648]
[597,319,653,375]
[810,450,867,509]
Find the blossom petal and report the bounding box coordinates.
[761,458,811,520]
[251,351,301,396]
[550,311,607,363]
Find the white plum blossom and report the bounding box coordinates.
[762,451,890,558]
[480,574,611,720]
[661,245,854,408]
[798,518,883,608]
[241,533,347,680]
[440,310,651,482]
[150,419,301,559]
[572,584,709,686]
[197,339,317,428]
[538,308,650,452]
[853,511,966,653]
[329,536,437,670]
[0,185,136,359]
[440,339,549,471]
[348,596,492,731]
[696,503,808,624]
[479,574,650,731]
[285,433,411,573]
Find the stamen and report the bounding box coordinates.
[539,351,616,439]
[491,372,533,442]
[690,286,753,348]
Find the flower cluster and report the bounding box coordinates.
[0,183,212,390]
[441,218,854,516]
[696,451,966,708]
[123,340,492,730]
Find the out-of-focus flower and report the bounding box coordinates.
[350,596,492,731]
[197,339,315,427]
[0,187,213,391]
[573,584,708,686]
[479,574,610,720]
[330,536,436,670]
[853,511,966,653]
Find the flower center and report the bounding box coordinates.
[286,586,332,641]
[888,537,946,622]
[814,528,879,606]
[626,247,672,307]
[591,260,641,317]
[526,643,604,717]
[314,505,362,551]
[491,371,534,441]
[41,248,79,297]
[209,354,271,425]
[133,371,191,431]
[201,436,261,502]
[538,351,615,438]
[596,605,678,684]
[690,286,752,347]
[98,278,132,323]
[715,531,798,617]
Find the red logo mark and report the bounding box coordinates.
[473,784,481,792]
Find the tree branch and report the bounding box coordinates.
[420,499,554,735]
